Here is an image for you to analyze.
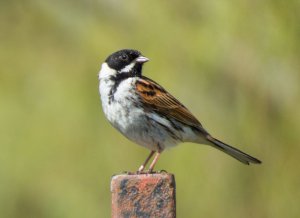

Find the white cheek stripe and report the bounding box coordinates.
[120,62,135,73]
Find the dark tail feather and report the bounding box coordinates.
[206,135,262,165]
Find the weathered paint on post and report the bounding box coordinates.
[111,173,176,218]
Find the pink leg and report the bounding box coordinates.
[147,151,162,173]
[138,150,155,173]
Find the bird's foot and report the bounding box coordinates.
[157,169,168,173]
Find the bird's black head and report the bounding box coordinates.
[105,49,149,76]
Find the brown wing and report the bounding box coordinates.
[136,76,204,129]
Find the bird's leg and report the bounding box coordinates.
[147,150,162,173]
[137,150,155,173]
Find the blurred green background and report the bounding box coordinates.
[1,0,299,217]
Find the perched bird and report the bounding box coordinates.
[98,49,261,173]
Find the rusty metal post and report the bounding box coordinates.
[111,173,176,218]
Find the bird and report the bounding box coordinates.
[98,49,261,173]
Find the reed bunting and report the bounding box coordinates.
[98,49,261,173]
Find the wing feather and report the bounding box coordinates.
[136,77,203,129]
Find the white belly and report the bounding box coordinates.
[99,77,182,151]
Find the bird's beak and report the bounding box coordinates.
[136,56,149,63]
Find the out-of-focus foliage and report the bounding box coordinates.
[0,0,299,217]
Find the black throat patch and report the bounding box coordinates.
[108,63,143,104]
[108,72,132,104]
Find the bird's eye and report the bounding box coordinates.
[120,55,128,61]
